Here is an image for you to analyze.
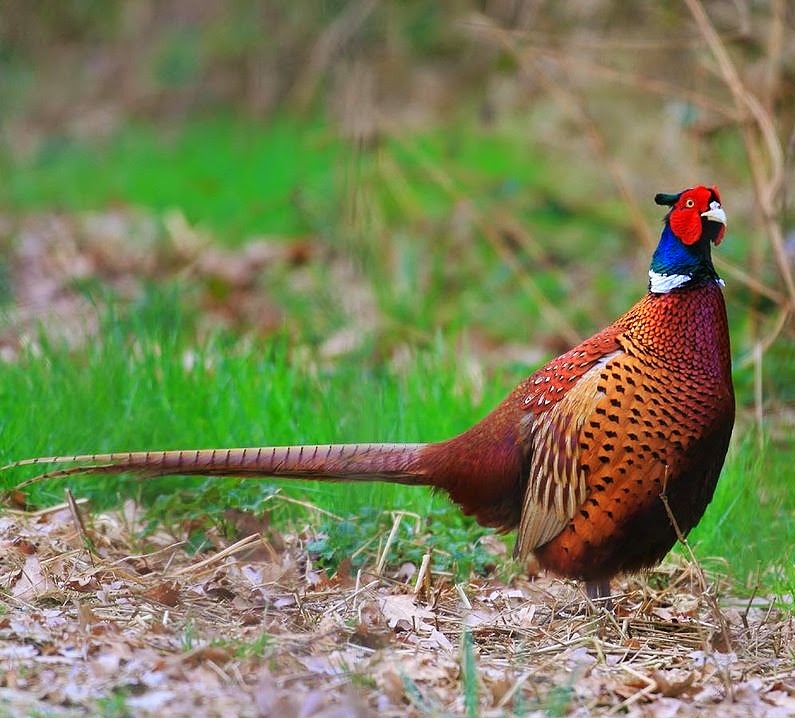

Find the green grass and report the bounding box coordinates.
[2,114,544,240]
[687,435,795,598]
[0,116,342,240]
[460,628,479,718]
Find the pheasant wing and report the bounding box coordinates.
[515,348,623,555]
[513,330,626,557]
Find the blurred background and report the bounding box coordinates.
[0,2,792,515]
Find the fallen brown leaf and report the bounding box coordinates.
[142,580,181,607]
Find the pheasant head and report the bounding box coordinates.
[649,185,727,293]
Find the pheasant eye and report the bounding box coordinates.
[685,199,695,208]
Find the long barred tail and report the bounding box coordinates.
[3,443,431,490]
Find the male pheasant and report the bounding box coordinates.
[8,185,735,598]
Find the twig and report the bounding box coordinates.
[713,256,787,308]
[609,665,658,714]
[170,533,262,577]
[684,0,795,311]
[109,541,188,565]
[3,498,89,518]
[495,669,533,709]
[737,307,792,368]
[260,490,343,521]
[413,552,432,596]
[66,488,95,565]
[753,341,764,450]
[289,0,379,111]
[521,43,735,119]
[353,568,362,611]
[762,0,785,143]
[375,511,404,575]
[455,583,472,610]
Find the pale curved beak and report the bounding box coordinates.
[701,203,727,226]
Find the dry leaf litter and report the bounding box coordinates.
[0,497,792,717]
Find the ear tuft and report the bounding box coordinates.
[654,192,681,207]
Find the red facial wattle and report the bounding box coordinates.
[669,206,704,245]
[668,185,726,246]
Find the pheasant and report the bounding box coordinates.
[7,185,734,599]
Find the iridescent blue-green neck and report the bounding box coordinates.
[648,223,720,293]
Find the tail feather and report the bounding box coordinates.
[4,443,431,490]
